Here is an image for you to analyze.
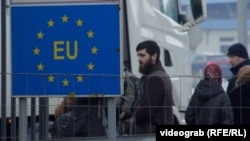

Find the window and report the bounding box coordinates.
[164,50,172,66]
[220,37,234,42]
[220,45,230,53]
[159,0,179,22]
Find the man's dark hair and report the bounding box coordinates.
[136,40,161,62]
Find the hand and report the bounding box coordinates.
[122,117,133,129]
[54,101,65,118]
[125,117,133,123]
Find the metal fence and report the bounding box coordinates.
[1,74,240,141]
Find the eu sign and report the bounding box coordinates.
[11,4,120,97]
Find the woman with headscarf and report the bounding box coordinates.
[185,63,234,125]
[229,65,250,124]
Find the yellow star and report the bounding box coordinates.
[76,19,83,27]
[69,91,75,99]
[37,31,44,39]
[87,30,94,38]
[62,15,69,23]
[48,75,55,82]
[87,62,94,70]
[47,19,55,27]
[76,75,83,82]
[37,63,44,71]
[33,47,40,55]
[62,78,69,86]
[91,46,98,54]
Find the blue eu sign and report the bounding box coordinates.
[11,4,120,97]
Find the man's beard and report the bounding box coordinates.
[139,58,153,74]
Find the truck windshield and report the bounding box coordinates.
[159,0,179,22]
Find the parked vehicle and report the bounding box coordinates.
[191,52,232,79]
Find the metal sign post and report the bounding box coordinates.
[19,98,27,141]
[1,0,7,140]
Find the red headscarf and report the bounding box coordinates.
[204,63,222,84]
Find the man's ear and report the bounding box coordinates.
[152,53,157,61]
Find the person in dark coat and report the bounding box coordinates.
[229,65,250,125]
[125,40,174,134]
[226,43,250,94]
[72,97,106,137]
[185,63,234,125]
[53,96,106,138]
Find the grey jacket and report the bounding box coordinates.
[185,80,234,125]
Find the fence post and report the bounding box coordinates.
[107,98,116,141]
[19,98,27,141]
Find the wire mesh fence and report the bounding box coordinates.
[1,73,247,141]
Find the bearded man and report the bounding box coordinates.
[125,40,174,134]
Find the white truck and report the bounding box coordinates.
[0,0,207,140]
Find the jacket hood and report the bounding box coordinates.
[193,80,225,100]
